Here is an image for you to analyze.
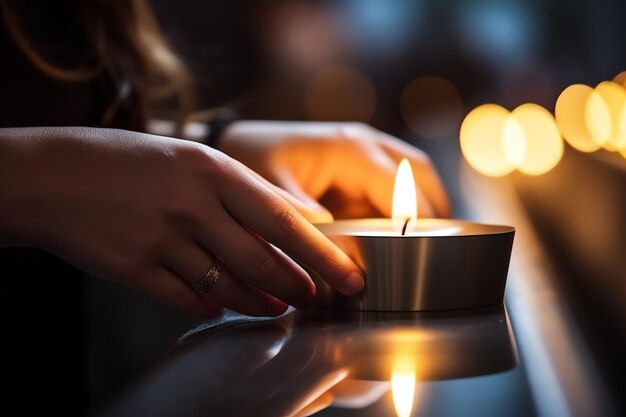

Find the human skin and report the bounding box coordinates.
[218,121,450,220]
[0,126,365,318]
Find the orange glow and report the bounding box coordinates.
[555,84,608,152]
[502,114,527,168]
[400,76,463,140]
[460,104,514,176]
[613,71,626,88]
[618,104,626,151]
[391,356,416,417]
[585,89,612,146]
[304,65,376,122]
[392,159,418,230]
[508,104,564,175]
[594,81,626,151]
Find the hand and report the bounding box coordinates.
[218,121,450,219]
[100,311,390,417]
[101,319,350,417]
[293,379,390,416]
[0,127,364,318]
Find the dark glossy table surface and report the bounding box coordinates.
[102,305,536,417]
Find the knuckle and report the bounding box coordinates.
[176,142,224,179]
[166,202,206,227]
[138,225,170,259]
[272,208,297,241]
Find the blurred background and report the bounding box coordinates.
[88,0,626,415]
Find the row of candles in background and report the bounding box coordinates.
[460,72,626,177]
[305,64,626,179]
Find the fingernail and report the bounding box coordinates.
[342,272,365,294]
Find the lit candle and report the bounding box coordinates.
[314,158,515,312]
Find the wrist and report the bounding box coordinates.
[0,127,90,248]
[0,128,40,247]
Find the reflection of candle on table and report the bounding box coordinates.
[391,355,416,417]
[314,158,515,312]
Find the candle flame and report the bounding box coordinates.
[392,159,418,230]
[391,356,416,417]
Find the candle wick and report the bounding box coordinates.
[401,217,411,236]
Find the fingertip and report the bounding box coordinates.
[274,302,291,316]
[265,300,290,317]
[339,272,365,295]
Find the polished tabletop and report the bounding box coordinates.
[102,305,536,417]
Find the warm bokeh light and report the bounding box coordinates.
[585,89,612,146]
[461,77,626,176]
[617,102,626,151]
[304,65,376,122]
[460,103,514,176]
[555,84,609,152]
[509,103,564,175]
[594,81,626,151]
[502,114,527,167]
[392,159,418,230]
[391,356,416,417]
[400,75,463,140]
[613,71,626,88]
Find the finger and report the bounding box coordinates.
[274,185,334,224]
[329,379,391,408]
[140,266,223,319]
[243,341,347,417]
[240,163,333,224]
[229,335,317,416]
[357,142,435,218]
[161,240,289,317]
[292,391,334,417]
[108,326,290,417]
[377,131,451,217]
[195,209,317,308]
[216,165,365,295]
[270,166,334,224]
[266,366,348,417]
[191,326,289,380]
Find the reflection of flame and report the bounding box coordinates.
[391,357,416,417]
[392,159,418,230]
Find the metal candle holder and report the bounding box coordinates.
[314,219,515,312]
